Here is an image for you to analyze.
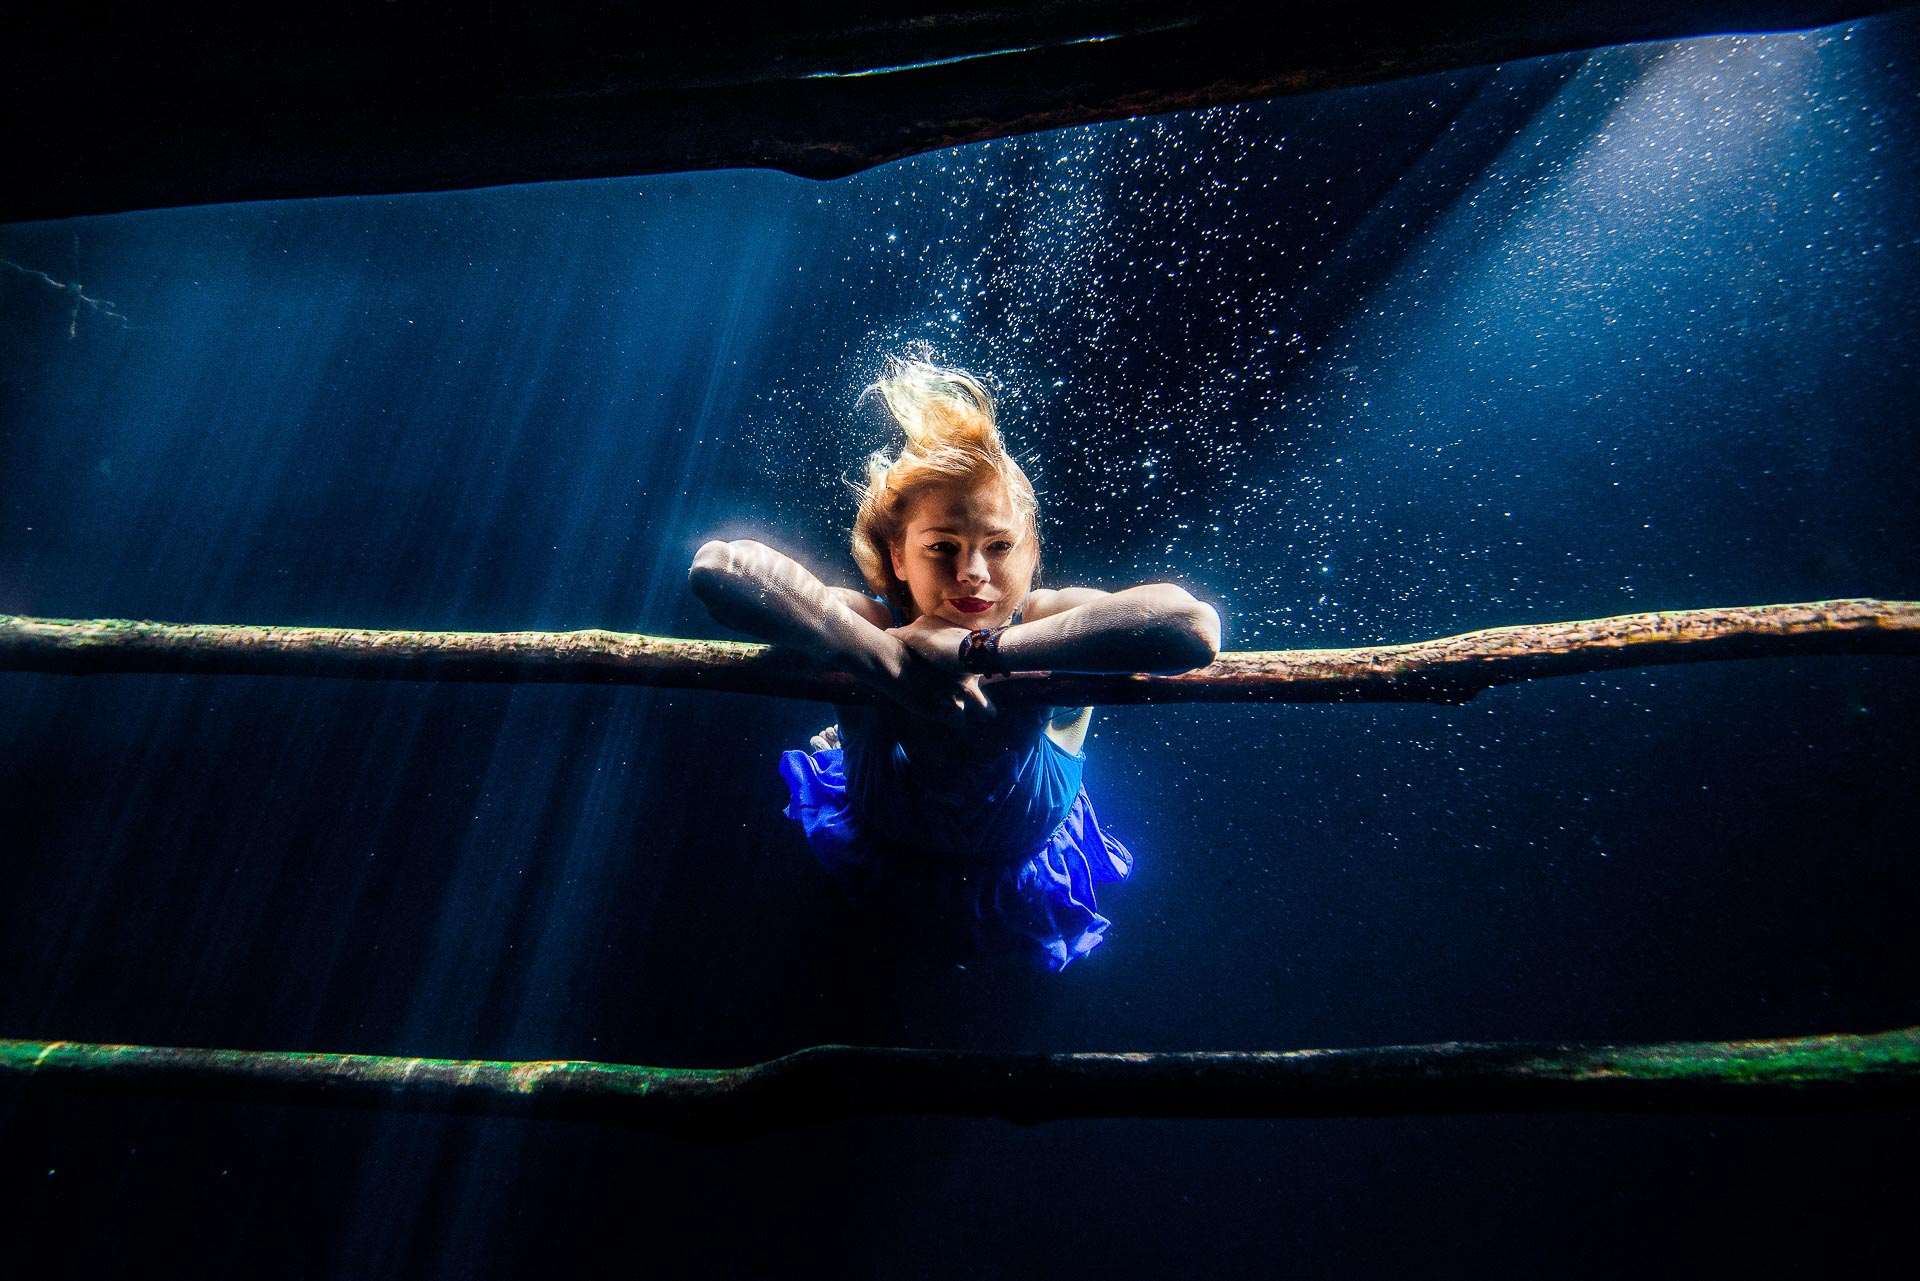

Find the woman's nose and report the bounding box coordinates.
[958,549,989,583]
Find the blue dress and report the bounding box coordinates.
[778,602,1134,971]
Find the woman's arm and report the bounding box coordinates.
[688,539,984,722]
[890,584,1220,677]
[689,539,895,677]
[1005,584,1220,674]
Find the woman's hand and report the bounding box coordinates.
[885,614,968,673]
[880,619,995,724]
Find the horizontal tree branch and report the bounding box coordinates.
[2,599,1916,706]
[4,1027,1915,1133]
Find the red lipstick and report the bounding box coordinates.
[951,597,994,615]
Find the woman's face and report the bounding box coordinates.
[890,478,1036,629]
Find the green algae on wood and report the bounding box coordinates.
[2,598,1917,707]
[1562,1028,1920,1086]
[0,1038,740,1126]
[4,1028,1916,1132]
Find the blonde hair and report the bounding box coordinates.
[851,357,1040,618]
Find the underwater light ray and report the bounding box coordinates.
[1229,22,1911,642]
[1270,59,1611,392]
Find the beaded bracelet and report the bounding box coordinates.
[957,625,1011,676]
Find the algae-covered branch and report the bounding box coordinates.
[2,599,1915,706]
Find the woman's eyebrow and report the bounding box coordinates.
[922,525,1015,537]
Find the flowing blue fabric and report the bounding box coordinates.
[779,736,1134,972]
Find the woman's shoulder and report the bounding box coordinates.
[1042,705,1095,757]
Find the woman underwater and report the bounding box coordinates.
[689,358,1221,970]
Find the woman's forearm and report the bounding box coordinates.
[999,585,1220,675]
[688,539,902,685]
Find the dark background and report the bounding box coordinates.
[3,11,1916,1277]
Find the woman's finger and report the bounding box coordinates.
[961,678,996,719]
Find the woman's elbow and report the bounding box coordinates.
[1141,584,1222,669]
[1187,599,1223,662]
[689,539,762,602]
[688,540,728,598]
[1177,599,1222,668]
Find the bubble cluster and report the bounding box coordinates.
[738,22,1914,645]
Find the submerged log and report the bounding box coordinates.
[0,598,1915,706]
[3,1028,1914,1132]
[5,3,1907,221]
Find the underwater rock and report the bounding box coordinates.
[4,2,1906,221]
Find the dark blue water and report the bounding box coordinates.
[4,13,1917,1277]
